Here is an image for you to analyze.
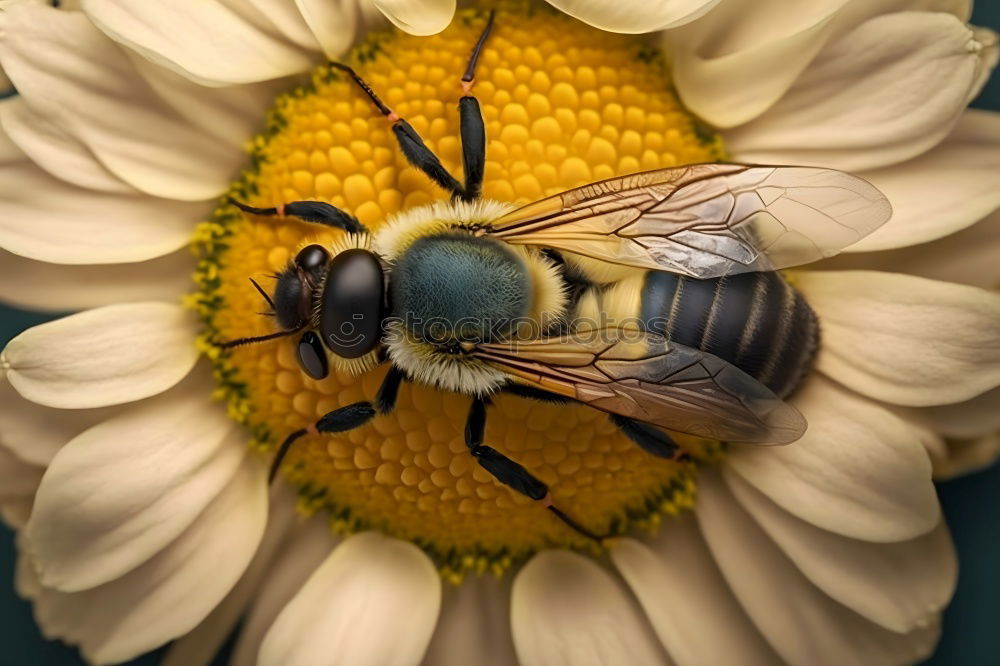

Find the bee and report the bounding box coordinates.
[223,12,892,542]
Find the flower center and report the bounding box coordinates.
[192,4,724,580]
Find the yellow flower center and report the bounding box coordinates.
[192,4,724,580]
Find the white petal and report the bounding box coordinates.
[697,471,942,666]
[259,532,440,666]
[27,380,239,591]
[798,271,1000,406]
[0,382,120,466]
[0,97,134,193]
[28,457,267,665]
[0,147,205,265]
[80,0,316,86]
[901,387,1000,440]
[665,0,972,129]
[0,444,43,502]
[611,516,780,666]
[545,0,721,33]
[1,496,34,530]
[725,470,956,633]
[423,574,517,666]
[811,208,1000,289]
[930,433,1000,479]
[511,550,670,666]
[0,4,243,200]
[162,484,299,666]
[295,0,363,58]
[230,516,340,666]
[726,13,998,171]
[2,302,200,409]
[848,110,1000,251]
[727,375,939,542]
[0,249,195,311]
[373,0,455,36]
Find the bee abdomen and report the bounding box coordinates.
[639,271,818,398]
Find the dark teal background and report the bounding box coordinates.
[1,4,999,665]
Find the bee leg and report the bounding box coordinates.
[328,62,464,198]
[502,382,572,404]
[457,10,495,202]
[465,397,607,544]
[610,414,690,461]
[375,366,406,415]
[228,198,367,234]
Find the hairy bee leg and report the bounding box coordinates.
[610,414,690,461]
[375,366,406,414]
[456,10,495,201]
[328,62,464,198]
[464,397,607,544]
[228,197,367,233]
[502,382,571,404]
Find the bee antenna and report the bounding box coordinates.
[249,277,276,309]
[215,325,304,350]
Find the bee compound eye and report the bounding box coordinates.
[296,331,329,379]
[295,244,330,274]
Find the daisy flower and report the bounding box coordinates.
[1,1,998,665]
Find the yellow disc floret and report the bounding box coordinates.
[192,3,724,580]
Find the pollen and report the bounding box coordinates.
[192,2,724,579]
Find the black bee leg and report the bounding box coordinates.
[375,366,406,415]
[228,198,367,233]
[465,397,607,544]
[328,62,464,198]
[503,382,571,404]
[610,414,690,461]
[457,10,495,201]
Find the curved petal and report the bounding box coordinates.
[80,0,317,86]
[901,387,1000,440]
[294,0,362,59]
[25,457,267,665]
[545,0,720,34]
[0,445,43,503]
[665,0,971,129]
[798,271,1000,406]
[0,249,195,311]
[697,471,942,666]
[0,4,243,200]
[2,302,200,409]
[727,375,939,542]
[259,532,440,666]
[725,470,956,633]
[611,517,780,666]
[27,380,240,592]
[512,550,670,666]
[930,434,1000,479]
[373,0,455,36]
[230,517,340,666]
[848,110,1000,252]
[726,13,998,171]
[423,574,518,666]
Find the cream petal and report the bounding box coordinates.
[422,574,517,666]
[848,110,1000,252]
[0,382,120,466]
[0,444,43,502]
[27,382,240,592]
[2,302,200,409]
[294,0,362,59]
[810,208,1000,289]
[900,388,1000,440]
[512,550,670,666]
[726,13,998,171]
[0,249,195,311]
[0,148,204,265]
[0,97,134,194]
[931,434,1000,479]
[725,470,956,633]
[545,0,720,33]
[798,271,1000,406]
[727,375,939,542]
[665,0,971,129]
[373,0,455,36]
[161,484,299,666]
[1,496,34,530]
[27,457,267,665]
[80,0,317,86]
[259,532,440,666]
[611,516,781,666]
[0,4,243,200]
[230,516,340,666]
[697,471,942,666]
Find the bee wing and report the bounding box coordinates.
[487,164,891,279]
[474,328,806,445]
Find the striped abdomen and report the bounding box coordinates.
[639,271,819,399]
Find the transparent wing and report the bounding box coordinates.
[487,164,891,279]
[475,328,806,445]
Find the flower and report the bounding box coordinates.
[1,1,998,665]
